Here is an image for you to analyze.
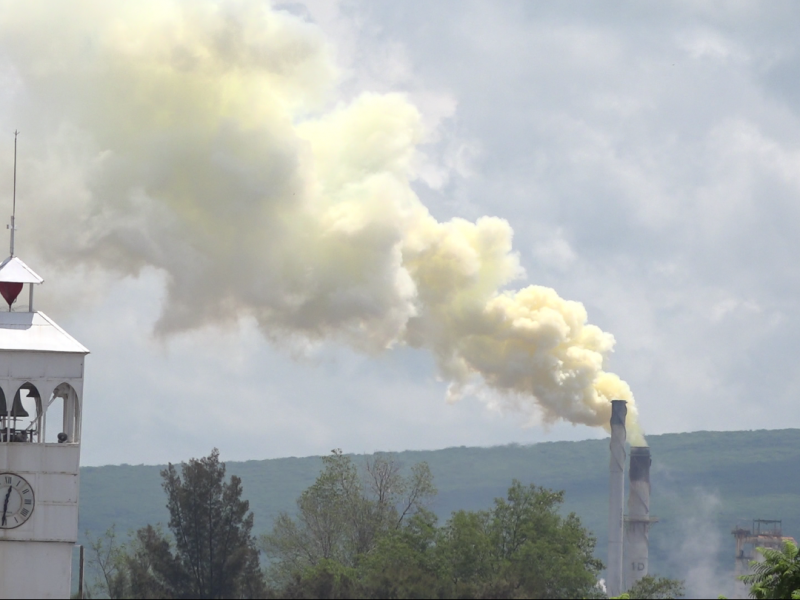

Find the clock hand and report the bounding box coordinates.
[1,486,12,526]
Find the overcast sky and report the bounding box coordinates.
[2,1,800,466]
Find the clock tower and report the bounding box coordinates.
[0,257,88,599]
[0,140,88,598]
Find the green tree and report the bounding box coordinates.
[741,540,800,600]
[357,510,450,599]
[624,575,686,599]
[265,456,604,599]
[86,525,124,598]
[118,524,185,599]
[279,559,360,600]
[262,449,435,588]
[87,449,265,599]
[85,524,182,599]
[438,509,495,590]
[438,480,603,599]
[161,449,264,598]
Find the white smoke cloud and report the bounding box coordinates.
[655,489,736,599]
[0,0,640,438]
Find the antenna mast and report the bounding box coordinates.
[9,130,18,257]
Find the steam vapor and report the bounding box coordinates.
[0,0,642,441]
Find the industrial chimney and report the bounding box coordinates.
[626,446,653,590]
[607,400,627,599]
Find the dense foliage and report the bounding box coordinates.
[79,428,800,586]
[84,447,693,599]
[741,540,800,600]
[263,451,604,599]
[614,575,686,599]
[87,449,264,599]
[262,450,434,582]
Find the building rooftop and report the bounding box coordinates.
[0,311,89,354]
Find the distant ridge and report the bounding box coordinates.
[80,429,800,590]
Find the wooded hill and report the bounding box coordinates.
[79,428,800,591]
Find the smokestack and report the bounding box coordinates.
[626,446,652,590]
[607,400,627,599]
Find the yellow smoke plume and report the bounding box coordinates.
[0,0,642,441]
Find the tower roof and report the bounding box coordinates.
[0,311,89,353]
[0,256,43,284]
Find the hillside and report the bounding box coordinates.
[79,429,800,596]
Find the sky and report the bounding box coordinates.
[1,1,800,466]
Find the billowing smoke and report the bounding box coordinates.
[0,1,642,441]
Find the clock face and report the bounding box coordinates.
[0,473,34,529]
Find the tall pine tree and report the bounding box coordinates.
[91,449,266,599]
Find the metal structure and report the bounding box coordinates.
[625,446,657,590]
[8,130,17,258]
[0,136,89,598]
[732,520,796,600]
[607,400,627,599]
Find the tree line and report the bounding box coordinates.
[84,447,800,599]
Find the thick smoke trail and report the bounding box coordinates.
[0,1,641,440]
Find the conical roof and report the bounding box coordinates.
[0,256,43,284]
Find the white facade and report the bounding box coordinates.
[0,257,88,599]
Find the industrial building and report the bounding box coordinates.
[731,519,796,599]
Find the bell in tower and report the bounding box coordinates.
[0,390,31,418]
[0,134,90,599]
[0,386,36,444]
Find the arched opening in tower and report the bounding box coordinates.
[45,383,81,444]
[1,383,42,442]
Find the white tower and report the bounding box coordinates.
[0,256,88,599]
[0,136,88,598]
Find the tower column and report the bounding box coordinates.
[607,400,627,599]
